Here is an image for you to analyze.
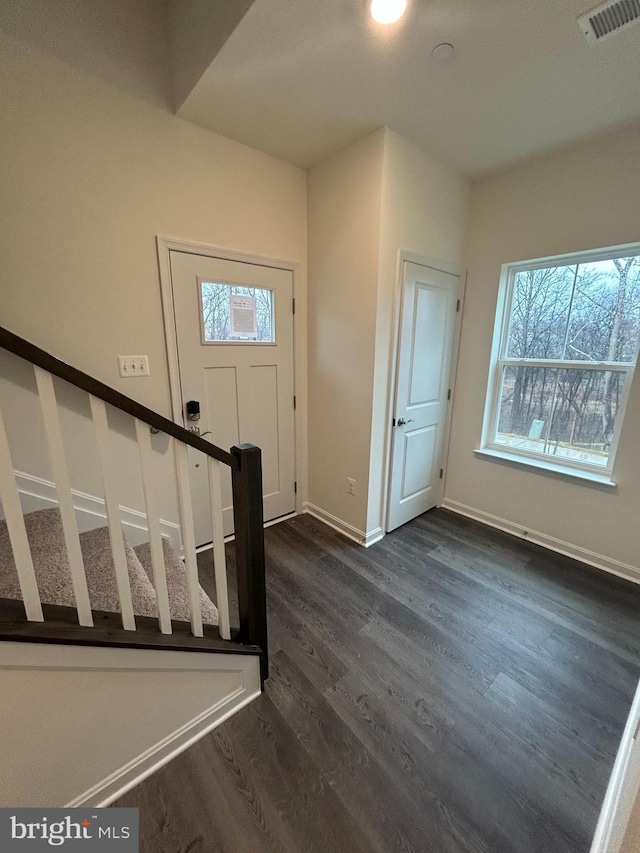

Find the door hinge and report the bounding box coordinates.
[293,395,297,411]
[456,299,460,312]
[439,469,443,479]
[292,297,296,315]
[447,388,451,401]
[294,481,297,494]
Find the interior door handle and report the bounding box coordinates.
[188,426,212,437]
[397,418,414,426]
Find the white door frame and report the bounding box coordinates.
[156,236,303,515]
[383,250,466,533]
[590,677,640,853]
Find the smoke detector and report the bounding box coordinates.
[578,0,640,44]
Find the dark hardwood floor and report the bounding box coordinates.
[114,509,640,853]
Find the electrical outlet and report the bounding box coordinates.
[347,477,356,496]
[118,355,150,377]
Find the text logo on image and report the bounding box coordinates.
[0,809,139,850]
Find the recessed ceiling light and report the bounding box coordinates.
[370,0,407,25]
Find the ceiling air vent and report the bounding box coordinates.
[578,0,640,43]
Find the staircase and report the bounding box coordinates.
[0,508,219,625]
[0,326,268,808]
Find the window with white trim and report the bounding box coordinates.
[481,245,640,479]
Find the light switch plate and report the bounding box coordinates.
[118,355,150,377]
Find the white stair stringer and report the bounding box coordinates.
[0,642,261,808]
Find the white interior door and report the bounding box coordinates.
[169,251,296,544]
[387,261,459,532]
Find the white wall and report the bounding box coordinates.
[307,128,468,539]
[307,131,385,534]
[621,793,640,853]
[0,27,307,512]
[366,129,469,536]
[446,124,640,575]
[0,348,181,532]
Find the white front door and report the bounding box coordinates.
[169,251,296,544]
[387,261,459,532]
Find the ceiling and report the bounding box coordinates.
[178,0,640,177]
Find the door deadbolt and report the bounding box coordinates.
[186,400,200,421]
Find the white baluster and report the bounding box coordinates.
[0,408,43,621]
[34,368,93,627]
[208,457,231,639]
[135,419,172,634]
[89,396,135,631]
[173,438,203,638]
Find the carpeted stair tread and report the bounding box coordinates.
[0,508,158,617]
[79,526,158,618]
[134,538,218,626]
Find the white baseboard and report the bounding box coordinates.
[441,498,640,585]
[363,527,384,547]
[303,502,365,545]
[68,682,260,808]
[302,503,385,549]
[1,643,261,810]
[13,470,181,549]
[303,502,364,544]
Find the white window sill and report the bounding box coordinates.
[473,447,617,487]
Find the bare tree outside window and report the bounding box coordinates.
[486,251,640,472]
[200,282,275,342]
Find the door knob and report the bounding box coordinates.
[397,418,414,426]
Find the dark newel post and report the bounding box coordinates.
[231,443,268,684]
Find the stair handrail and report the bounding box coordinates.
[0,326,238,469]
[0,325,268,680]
